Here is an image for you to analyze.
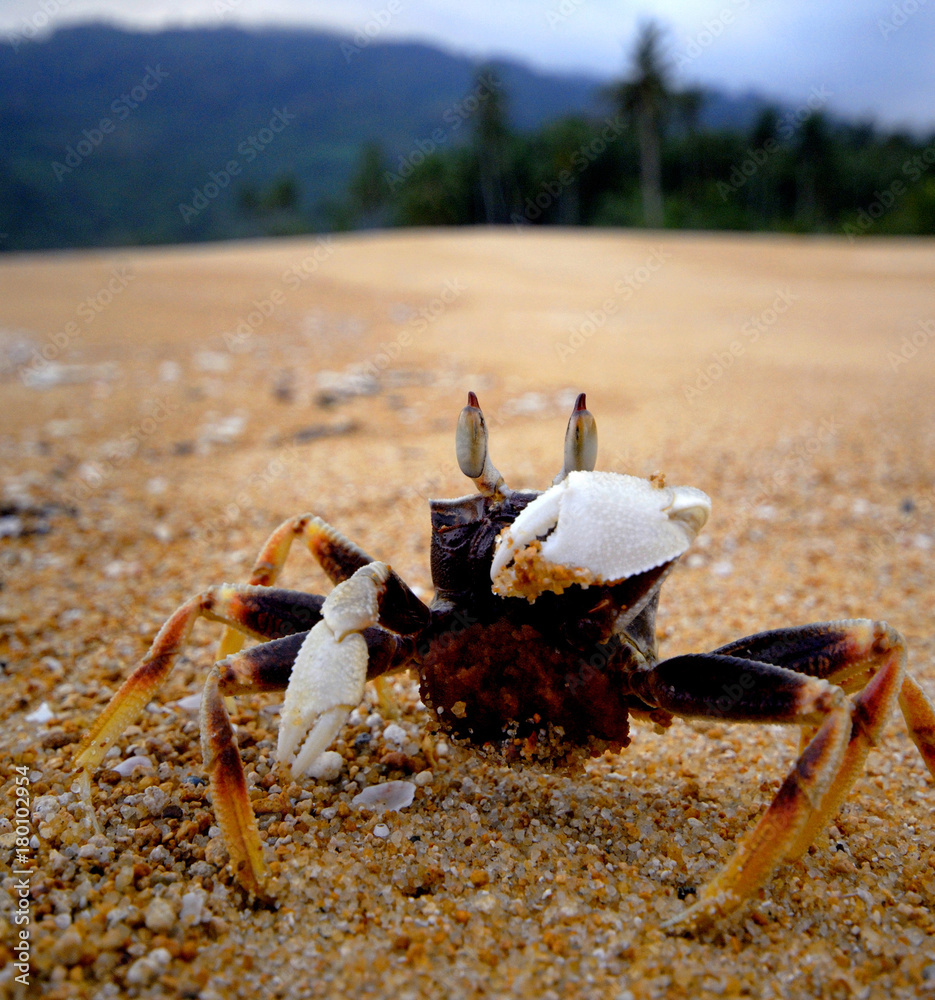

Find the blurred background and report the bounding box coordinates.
[1,0,934,251]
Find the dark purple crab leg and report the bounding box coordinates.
[75,585,325,776]
[76,575,421,898]
[199,624,419,898]
[217,515,429,653]
[628,619,908,929]
[711,621,935,776]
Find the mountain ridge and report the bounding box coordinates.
[0,22,783,250]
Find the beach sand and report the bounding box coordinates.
[1,228,934,998]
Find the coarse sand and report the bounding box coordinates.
[1,229,934,999]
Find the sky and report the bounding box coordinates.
[2,0,933,131]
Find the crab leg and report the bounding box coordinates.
[629,619,906,930]
[200,664,270,899]
[899,674,935,778]
[75,585,324,775]
[218,516,374,657]
[713,621,935,779]
[78,592,417,898]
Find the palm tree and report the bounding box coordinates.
[349,142,390,228]
[471,66,512,223]
[611,21,672,228]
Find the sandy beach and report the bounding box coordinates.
[1,228,934,998]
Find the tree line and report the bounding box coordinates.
[340,23,935,239]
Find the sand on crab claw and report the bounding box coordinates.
[490,471,711,601]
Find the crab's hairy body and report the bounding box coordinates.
[75,392,935,931]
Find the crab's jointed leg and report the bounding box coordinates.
[76,574,420,897]
[712,621,935,781]
[203,610,419,898]
[75,585,324,776]
[218,515,374,657]
[74,584,329,895]
[629,619,914,930]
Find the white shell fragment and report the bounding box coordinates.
[113,755,155,777]
[172,693,203,712]
[352,780,415,813]
[26,701,54,723]
[491,470,711,600]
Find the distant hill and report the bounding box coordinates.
[0,23,777,251]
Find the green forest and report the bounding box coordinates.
[341,25,935,239]
[2,22,933,251]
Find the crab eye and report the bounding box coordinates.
[455,392,508,498]
[456,391,488,480]
[555,392,598,485]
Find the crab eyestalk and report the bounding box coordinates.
[457,391,508,497]
[555,392,598,485]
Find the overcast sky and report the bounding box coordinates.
[2,0,932,131]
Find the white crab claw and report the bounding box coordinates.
[322,562,390,640]
[490,471,711,600]
[277,562,390,777]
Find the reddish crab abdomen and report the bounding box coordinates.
[418,615,634,753]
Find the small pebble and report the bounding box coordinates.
[141,785,168,816]
[180,888,207,924]
[144,897,177,934]
[125,947,172,986]
[309,750,344,781]
[52,928,83,965]
[383,723,407,746]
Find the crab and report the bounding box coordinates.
[75,392,935,930]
